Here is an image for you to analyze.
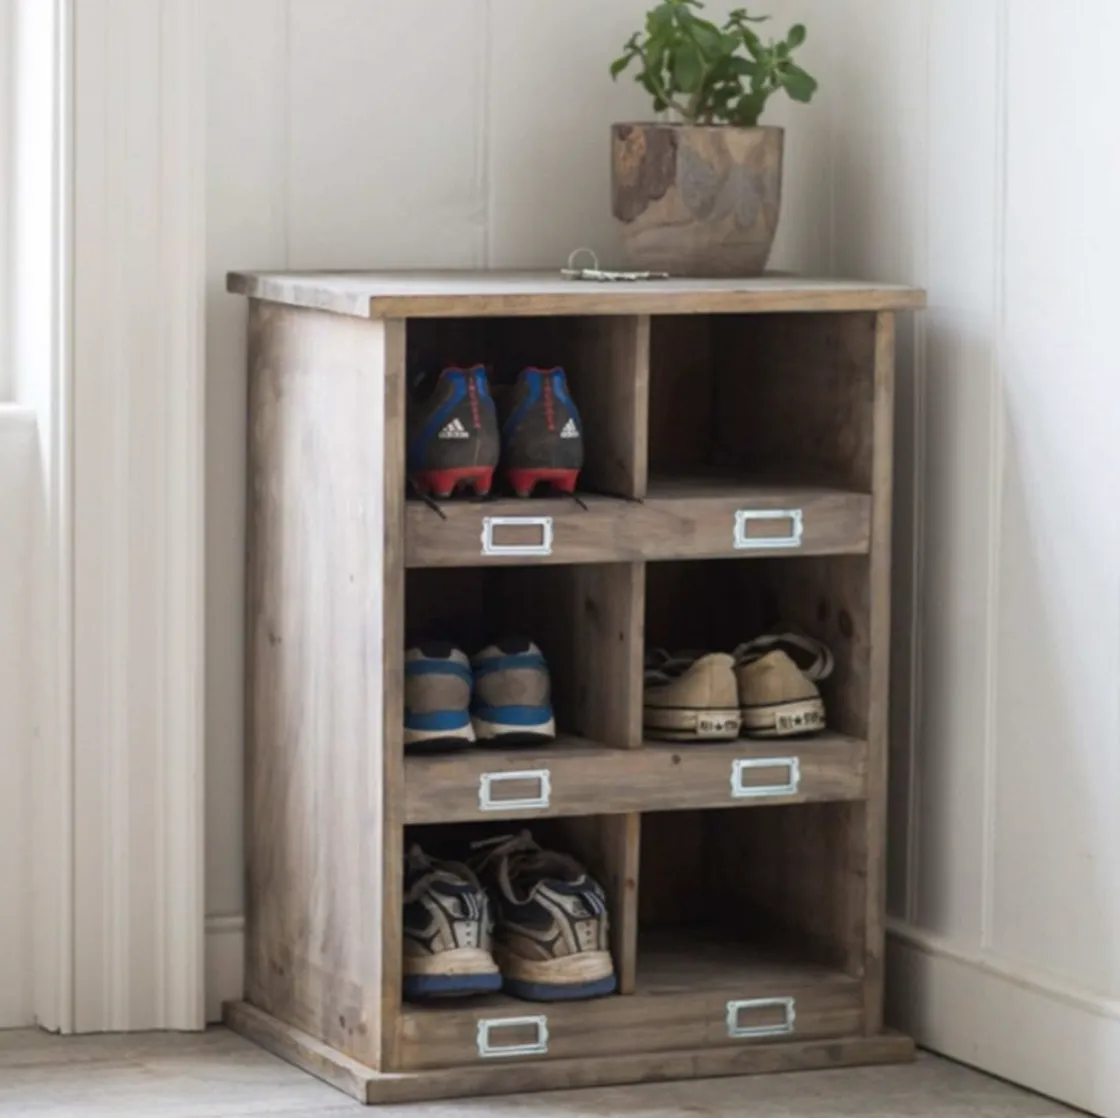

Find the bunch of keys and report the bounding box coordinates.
[560,247,670,282]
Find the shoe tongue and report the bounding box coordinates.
[413,639,457,659]
[489,636,532,655]
[510,850,584,893]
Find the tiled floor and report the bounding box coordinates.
[0,1027,1082,1117]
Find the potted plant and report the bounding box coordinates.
[610,1,818,277]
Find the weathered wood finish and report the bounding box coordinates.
[228,269,926,319]
[402,735,868,823]
[863,311,897,1031]
[236,273,922,1103]
[395,960,861,1071]
[225,999,915,1106]
[612,123,784,278]
[244,303,404,1069]
[405,485,872,567]
[566,315,650,497]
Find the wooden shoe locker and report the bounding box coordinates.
[225,271,926,1105]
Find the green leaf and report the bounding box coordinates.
[780,63,818,102]
[610,55,632,79]
[729,56,759,76]
[741,27,764,59]
[648,2,675,31]
[787,23,806,48]
[673,43,704,93]
[690,19,724,57]
[733,88,768,126]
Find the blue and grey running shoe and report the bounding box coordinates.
[471,638,556,745]
[404,642,475,753]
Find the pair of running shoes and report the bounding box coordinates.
[407,364,583,500]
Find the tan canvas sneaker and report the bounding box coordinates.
[734,633,833,737]
[643,650,741,741]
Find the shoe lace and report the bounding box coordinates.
[733,631,834,681]
[469,831,587,904]
[469,830,540,874]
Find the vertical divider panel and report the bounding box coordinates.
[549,560,645,993]
[567,315,650,498]
[863,311,896,1032]
[555,312,650,991]
[244,303,403,1072]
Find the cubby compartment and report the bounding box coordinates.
[403,564,645,824]
[635,805,866,1042]
[397,815,639,1070]
[406,315,647,502]
[645,556,872,741]
[648,312,879,496]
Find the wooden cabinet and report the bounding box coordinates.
[225,271,925,1105]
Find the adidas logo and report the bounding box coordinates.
[560,418,580,439]
[438,418,470,440]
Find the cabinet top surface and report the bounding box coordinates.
[227,269,925,318]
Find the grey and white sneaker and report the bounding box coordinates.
[402,845,501,999]
[470,831,616,1002]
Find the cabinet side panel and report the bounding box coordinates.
[864,311,896,1031]
[244,302,402,1067]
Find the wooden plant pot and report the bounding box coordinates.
[611,123,784,278]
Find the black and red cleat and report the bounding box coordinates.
[407,365,500,499]
[499,368,584,498]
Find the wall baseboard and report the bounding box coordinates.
[888,921,1120,1117]
[205,915,244,1025]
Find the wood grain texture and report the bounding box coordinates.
[405,486,871,567]
[402,736,868,823]
[396,954,861,1071]
[612,123,783,277]
[225,1000,914,1105]
[863,312,896,1032]
[710,312,879,489]
[244,302,403,1069]
[565,315,650,497]
[227,270,927,319]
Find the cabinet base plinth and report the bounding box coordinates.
[224,1000,916,1106]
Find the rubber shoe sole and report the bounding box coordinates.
[643,705,741,742]
[496,948,616,1002]
[403,947,503,999]
[473,712,556,746]
[411,465,495,499]
[506,467,580,498]
[741,697,826,738]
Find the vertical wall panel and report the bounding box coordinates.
[286,0,486,269]
[205,0,290,925]
[991,1,1120,993]
[0,411,35,1027]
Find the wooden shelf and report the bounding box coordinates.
[231,271,923,1104]
[228,268,926,319]
[405,482,870,568]
[636,929,852,995]
[394,937,861,1073]
[403,734,867,824]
